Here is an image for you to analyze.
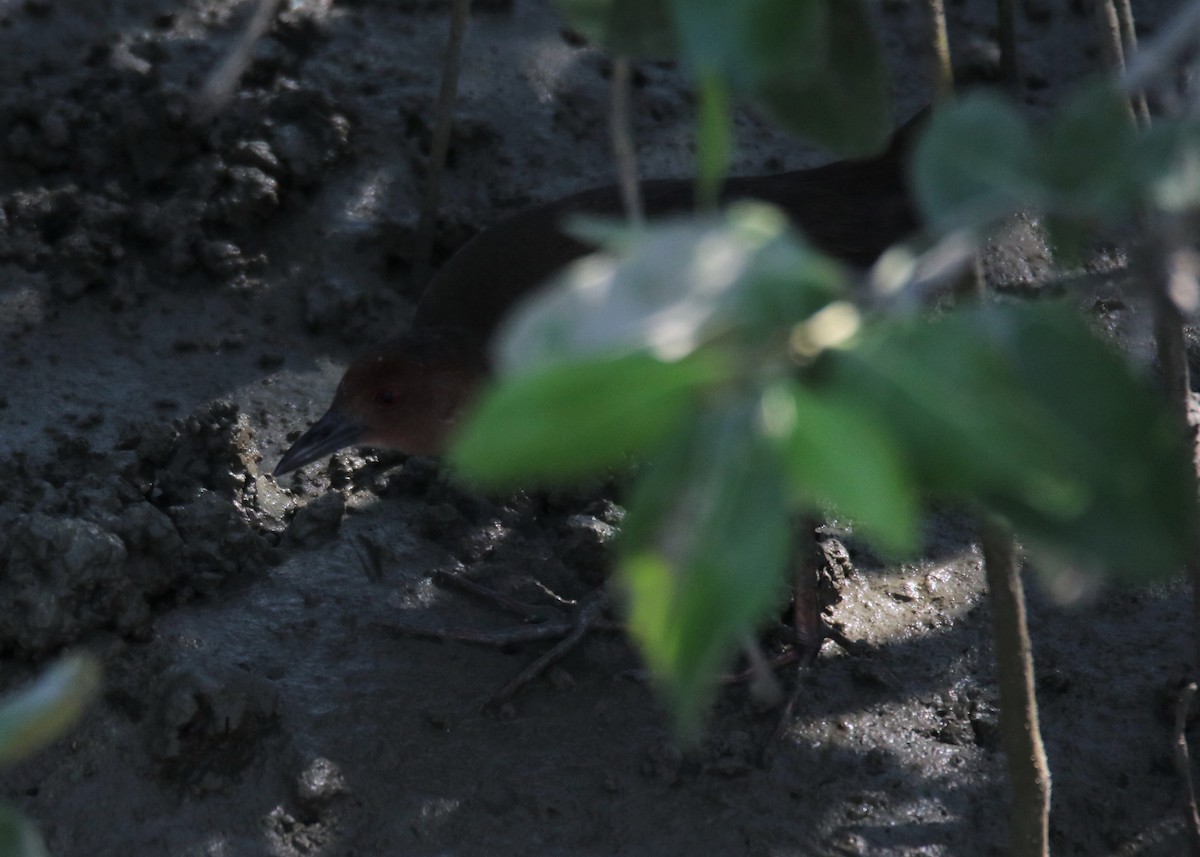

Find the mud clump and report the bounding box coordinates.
[0,40,351,307]
[0,400,285,657]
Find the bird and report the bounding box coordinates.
[273,111,924,477]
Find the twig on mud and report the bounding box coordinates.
[1173,682,1200,856]
[375,592,622,707]
[194,0,284,122]
[485,594,611,709]
[413,0,473,275]
[431,570,558,624]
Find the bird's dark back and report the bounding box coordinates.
[413,110,923,348]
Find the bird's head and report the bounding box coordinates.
[273,331,484,477]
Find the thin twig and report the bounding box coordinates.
[609,57,644,226]
[923,0,954,102]
[1173,683,1200,856]
[1095,0,1139,126]
[1113,0,1151,125]
[431,570,557,623]
[486,594,609,707]
[193,0,284,122]
[1122,2,1200,95]
[982,516,1050,857]
[1145,222,1200,701]
[413,0,472,275]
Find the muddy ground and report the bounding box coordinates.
[0,0,1195,854]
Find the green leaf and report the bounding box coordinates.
[751,0,890,156]
[552,0,676,58]
[449,351,729,486]
[1142,117,1200,213]
[912,93,1041,233]
[618,404,792,737]
[0,806,48,857]
[764,380,919,556]
[832,304,1193,578]
[1040,85,1140,218]
[0,654,100,768]
[669,0,887,157]
[498,205,845,372]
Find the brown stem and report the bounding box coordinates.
[981,516,1051,857]
[1112,0,1151,125]
[1148,233,1200,697]
[413,0,472,274]
[1094,0,1139,126]
[1173,683,1200,856]
[923,0,954,102]
[609,57,644,226]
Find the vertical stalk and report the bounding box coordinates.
[923,0,954,102]
[414,0,472,276]
[609,57,644,226]
[1112,0,1151,125]
[1173,683,1200,855]
[1094,0,1139,125]
[1149,236,1200,689]
[981,517,1051,857]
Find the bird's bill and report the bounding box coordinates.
[273,407,367,477]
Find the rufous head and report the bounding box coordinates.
[273,330,484,476]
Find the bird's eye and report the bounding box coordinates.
[375,388,399,405]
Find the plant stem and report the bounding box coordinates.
[1095,0,1140,126]
[923,0,954,102]
[1148,234,1200,691]
[609,57,644,226]
[981,516,1051,857]
[414,0,472,275]
[1173,683,1200,855]
[1112,0,1151,125]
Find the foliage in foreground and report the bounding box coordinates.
[0,655,100,857]
[451,1,1200,732]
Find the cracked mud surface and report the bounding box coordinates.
[0,1,1195,855]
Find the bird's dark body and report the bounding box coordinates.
[274,111,924,475]
[413,112,920,345]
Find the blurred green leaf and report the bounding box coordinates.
[1142,118,1200,213]
[498,205,845,371]
[670,0,888,157]
[450,352,729,486]
[751,0,890,156]
[832,304,1192,578]
[618,404,791,737]
[0,806,48,857]
[1040,85,1140,218]
[765,380,919,556]
[0,654,100,769]
[912,93,1041,232]
[552,0,676,58]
